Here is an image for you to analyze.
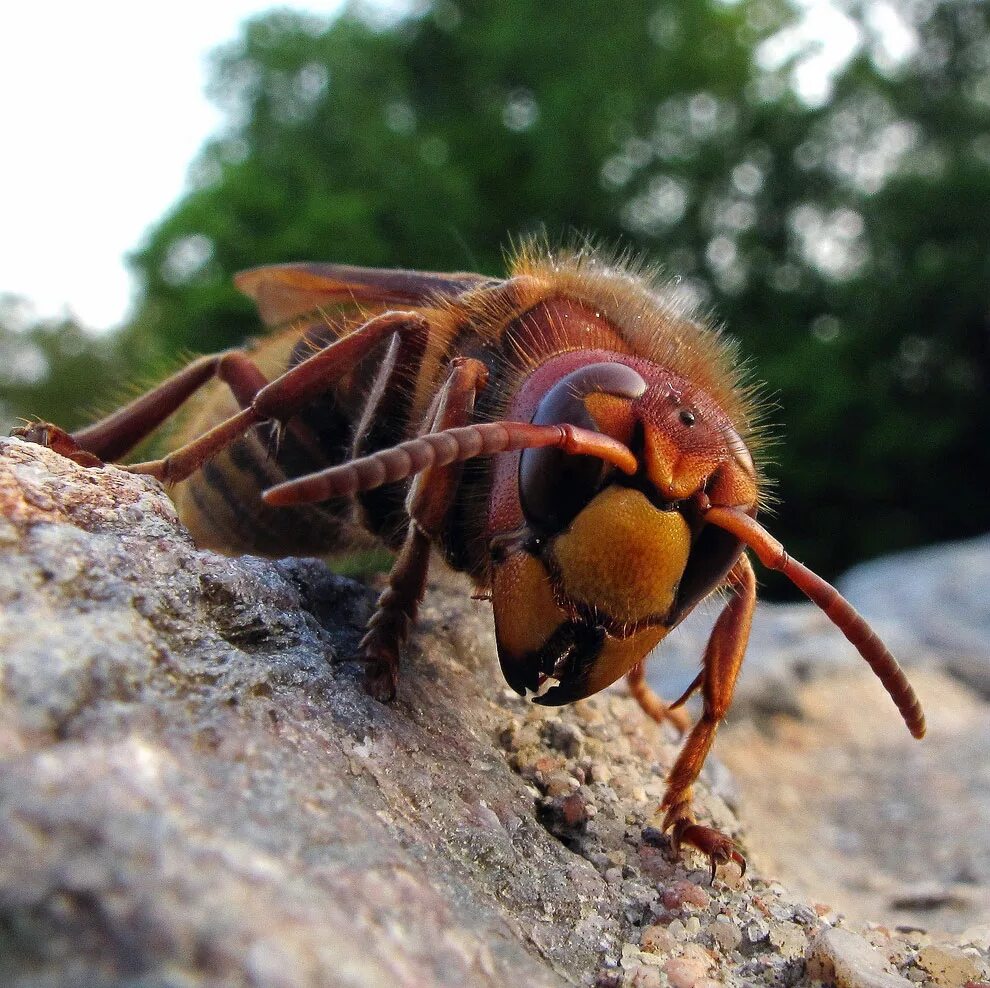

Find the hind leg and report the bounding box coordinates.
[14,351,263,464]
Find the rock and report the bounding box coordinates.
[915,944,988,988]
[807,927,913,988]
[717,665,990,933]
[839,536,990,700]
[769,920,809,960]
[1,436,988,987]
[663,949,712,988]
[643,532,990,935]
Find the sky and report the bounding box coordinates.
[0,1,347,332]
[1,1,904,335]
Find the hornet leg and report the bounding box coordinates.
[627,660,692,734]
[360,357,489,701]
[123,311,428,484]
[14,351,264,464]
[658,555,756,881]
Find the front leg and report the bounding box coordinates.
[658,554,756,881]
[359,358,489,700]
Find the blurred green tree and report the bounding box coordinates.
[730,0,990,576]
[16,0,990,586]
[127,0,794,356]
[0,295,137,434]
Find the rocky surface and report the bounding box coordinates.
[1,436,988,987]
[643,539,990,934]
[839,536,990,702]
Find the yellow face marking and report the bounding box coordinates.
[492,550,568,659]
[577,625,668,697]
[551,486,691,626]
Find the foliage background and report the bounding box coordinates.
[3,0,988,593]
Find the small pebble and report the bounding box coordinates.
[532,754,564,783]
[588,852,610,871]
[593,972,622,988]
[706,917,742,954]
[769,920,808,960]
[744,918,770,944]
[559,793,588,827]
[807,927,913,988]
[542,718,584,755]
[681,943,711,964]
[915,944,986,988]
[662,880,710,911]
[641,925,678,956]
[665,954,711,988]
[545,771,580,797]
[620,942,643,967]
[627,966,663,988]
[638,845,673,881]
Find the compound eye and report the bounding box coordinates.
[723,425,756,478]
[519,362,646,532]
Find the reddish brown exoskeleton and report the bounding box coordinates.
[15,242,925,878]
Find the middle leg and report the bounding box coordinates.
[359,357,490,700]
[627,661,692,733]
